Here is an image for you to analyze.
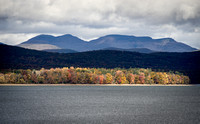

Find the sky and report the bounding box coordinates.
[0,0,200,49]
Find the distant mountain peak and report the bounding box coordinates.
[56,34,83,41]
[57,34,74,37]
[157,38,175,42]
[18,34,197,52]
[32,34,55,39]
[100,34,154,42]
[104,34,135,37]
[102,34,135,39]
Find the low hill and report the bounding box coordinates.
[0,44,199,83]
[102,47,156,53]
[43,49,77,53]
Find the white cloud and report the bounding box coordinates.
[0,33,39,45]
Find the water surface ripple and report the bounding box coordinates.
[0,86,200,124]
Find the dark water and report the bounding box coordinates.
[0,86,200,124]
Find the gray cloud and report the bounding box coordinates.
[115,0,200,25]
[0,0,199,48]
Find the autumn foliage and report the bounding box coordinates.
[0,67,190,84]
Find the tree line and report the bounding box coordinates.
[0,67,190,84]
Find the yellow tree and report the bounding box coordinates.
[183,76,190,84]
[9,73,17,83]
[162,72,168,84]
[115,70,127,84]
[106,73,113,84]
[127,73,135,84]
[0,73,6,83]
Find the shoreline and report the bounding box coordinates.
[0,84,197,86]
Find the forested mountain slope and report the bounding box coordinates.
[0,44,199,83]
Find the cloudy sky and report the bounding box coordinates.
[0,0,200,49]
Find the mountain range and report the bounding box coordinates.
[18,34,197,53]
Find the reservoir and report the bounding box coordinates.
[0,86,200,123]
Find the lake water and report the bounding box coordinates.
[0,86,200,124]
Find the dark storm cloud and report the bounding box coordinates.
[0,0,199,48]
